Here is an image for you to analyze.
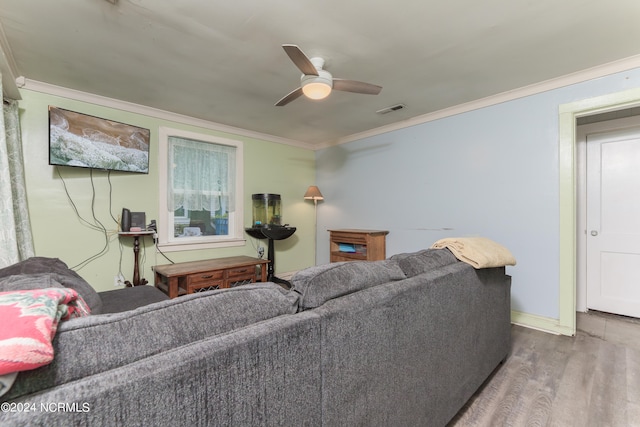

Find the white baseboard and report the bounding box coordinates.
[511,310,575,336]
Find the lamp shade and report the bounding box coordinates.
[304,185,324,201]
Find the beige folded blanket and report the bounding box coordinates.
[431,237,516,269]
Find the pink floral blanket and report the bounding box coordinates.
[0,288,90,377]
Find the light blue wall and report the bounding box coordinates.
[316,67,640,319]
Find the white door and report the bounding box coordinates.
[586,126,640,317]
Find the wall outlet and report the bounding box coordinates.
[257,246,264,258]
[114,273,126,287]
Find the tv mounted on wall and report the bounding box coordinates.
[49,106,150,174]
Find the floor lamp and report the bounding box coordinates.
[304,185,324,264]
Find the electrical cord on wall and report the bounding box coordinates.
[156,247,174,264]
[140,235,147,277]
[56,167,176,276]
[146,219,174,264]
[56,167,105,233]
[57,167,117,271]
[73,169,113,270]
[154,238,175,264]
[107,170,119,225]
[248,236,265,259]
[117,236,125,279]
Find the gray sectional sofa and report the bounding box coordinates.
[0,248,511,427]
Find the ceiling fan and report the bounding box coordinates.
[275,44,382,106]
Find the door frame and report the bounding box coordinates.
[576,117,640,313]
[558,87,640,335]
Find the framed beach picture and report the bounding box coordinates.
[48,106,150,174]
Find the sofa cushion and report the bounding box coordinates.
[98,285,169,314]
[4,283,299,400]
[390,248,458,277]
[291,260,406,310]
[0,257,103,314]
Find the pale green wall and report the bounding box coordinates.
[18,89,316,292]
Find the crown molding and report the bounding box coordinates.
[317,54,640,150]
[16,53,640,151]
[19,79,314,150]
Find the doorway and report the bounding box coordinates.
[577,116,640,318]
[557,86,640,336]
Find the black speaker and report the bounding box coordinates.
[131,212,146,230]
[121,208,131,232]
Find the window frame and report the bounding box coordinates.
[158,127,244,251]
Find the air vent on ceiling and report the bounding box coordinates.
[376,104,406,115]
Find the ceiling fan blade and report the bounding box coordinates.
[275,87,304,106]
[332,79,382,95]
[283,44,319,76]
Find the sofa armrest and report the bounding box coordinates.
[0,257,103,314]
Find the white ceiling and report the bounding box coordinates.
[1,0,640,147]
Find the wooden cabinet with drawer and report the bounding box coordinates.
[154,256,270,298]
[226,265,259,287]
[185,269,225,293]
[329,229,389,263]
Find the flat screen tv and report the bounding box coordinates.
[49,106,150,174]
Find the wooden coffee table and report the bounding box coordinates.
[153,256,270,298]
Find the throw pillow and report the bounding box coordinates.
[390,248,458,277]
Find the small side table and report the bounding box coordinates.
[118,231,155,287]
[245,225,296,287]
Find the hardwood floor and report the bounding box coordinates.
[448,311,640,427]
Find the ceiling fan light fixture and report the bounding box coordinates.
[301,70,333,100]
[302,82,332,100]
[276,45,382,106]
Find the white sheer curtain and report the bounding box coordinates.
[167,136,236,215]
[0,77,35,267]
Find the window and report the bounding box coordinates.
[158,127,244,250]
